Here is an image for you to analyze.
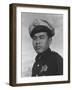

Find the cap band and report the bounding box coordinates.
[30,25,54,38]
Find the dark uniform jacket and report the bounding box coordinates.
[32,48,63,76]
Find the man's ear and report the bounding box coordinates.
[49,37,52,46]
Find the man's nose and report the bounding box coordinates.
[36,38,40,45]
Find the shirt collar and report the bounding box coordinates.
[35,48,51,61]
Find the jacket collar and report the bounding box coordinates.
[35,48,51,61]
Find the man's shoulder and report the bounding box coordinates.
[52,51,63,64]
[50,51,63,64]
[51,51,63,75]
[44,49,63,61]
[51,51,63,59]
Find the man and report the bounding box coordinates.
[29,19,63,76]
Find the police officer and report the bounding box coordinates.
[29,19,63,76]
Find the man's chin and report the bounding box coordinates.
[35,50,43,54]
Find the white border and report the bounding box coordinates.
[16,7,68,83]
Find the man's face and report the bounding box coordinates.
[32,32,51,54]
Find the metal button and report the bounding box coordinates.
[37,64,39,67]
[36,74,38,76]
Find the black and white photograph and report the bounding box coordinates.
[9,3,70,86]
[21,13,63,77]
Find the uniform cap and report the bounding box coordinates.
[29,19,55,38]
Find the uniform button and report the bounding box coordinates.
[36,74,38,76]
[38,56,41,59]
[37,64,39,67]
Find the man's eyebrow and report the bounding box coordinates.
[33,34,45,37]
[39,35,45,37]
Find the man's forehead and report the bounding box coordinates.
[34,32,48,37]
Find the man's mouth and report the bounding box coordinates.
[35,46,41,50]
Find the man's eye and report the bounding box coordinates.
[40,36,45,39]
[33,36,37,40]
